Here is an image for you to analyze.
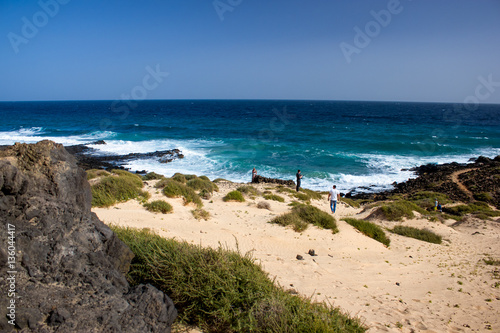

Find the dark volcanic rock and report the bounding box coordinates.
[252,174,295,186]
[349,155,500,207]
[0,141,177,332]
[65,143,184,171]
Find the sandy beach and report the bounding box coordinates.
[93,180,500,333]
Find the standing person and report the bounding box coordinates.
[327,185,341,214]
[296,170,303,192]
[252,167,257,182]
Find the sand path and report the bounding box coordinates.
[449,169,477,199]
[94,181,500,332]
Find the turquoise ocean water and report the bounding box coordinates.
[1,100,499,193]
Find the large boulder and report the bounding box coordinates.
[0,141,177,332]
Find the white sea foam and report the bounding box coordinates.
[0,128,115,146]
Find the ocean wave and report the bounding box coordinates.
[0,128,116,146]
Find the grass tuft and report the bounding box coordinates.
[143,200,173,214]
[112,227,366,333]
[142,172,165,181]
[271,205,337,233]
[370,200,426,221]
[86,169,110,180]
[186,177,219,193]
[263,194,285,203]
[192,208,210,220]
[91,170,147,207]
[257,201,271,210]
[390,226,442,244]
[161,179,202,207]
[223,190,245,202]
[237,185,261,197]
[342,218,390,246]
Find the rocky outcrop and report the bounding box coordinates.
[348,156,500,208]
[65,142,184,171]
[0,141,177,332]
[252,175,295,186]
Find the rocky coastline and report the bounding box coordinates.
[348,155,500,209]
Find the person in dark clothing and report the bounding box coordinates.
[296,170,302,192]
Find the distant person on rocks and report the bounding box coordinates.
[296,170,303,192]
[327,185,341,214]
[252,167,257,182]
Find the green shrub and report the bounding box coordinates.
[292,204,338,233]
[142,172,165,181]
[162,179,202,207]
[263,194,285,203]
[192,208,210,220]
[199,175,210,181]
[371,200,426,221]
[86,169,110,180]
[110,169,144,187]
[171,173,187,183]
[223,191,245,202]
[186,177,219,193]
[143,200,173,214]
[391,226,442,244]
[269,212,308,232]
[199,189,212,200]
[91,172,146,207]
[112,227,366,333]
[237,185,261,197]
[342,218,390,247]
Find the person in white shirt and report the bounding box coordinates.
[327,185,341,213]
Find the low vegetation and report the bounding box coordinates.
[270,204,338,233]
[390,225,442,244]
[141,172,165,181]
[143,200,173,214]
[256,201,271,210]
[444,201,500,220]
[186,177,219,193]
[191,208,210,220]
[237,185,261,198]
[159,179,202,207]
[340,197,361,208]
[342,218,390,247]
[223,190,245,202]
[90,169,149,207]
[407,191,451,210]
[86,169,110,180]
[263,194,285,203]
[112,227,366,333]
[370,200,426,221]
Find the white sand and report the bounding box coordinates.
[93,180,500,332]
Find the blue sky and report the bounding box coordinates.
[1,0,499,103]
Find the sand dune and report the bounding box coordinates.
[93,180,500,332]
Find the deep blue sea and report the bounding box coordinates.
[1,100,499,193]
